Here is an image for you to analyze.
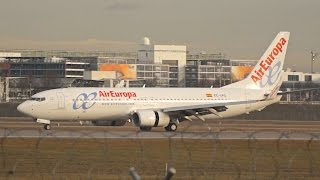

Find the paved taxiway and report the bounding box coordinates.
[1,118,320,140]
[1,128,320,140]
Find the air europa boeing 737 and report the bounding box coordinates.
[18,32,290,131]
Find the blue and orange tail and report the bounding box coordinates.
[224,31,290,94]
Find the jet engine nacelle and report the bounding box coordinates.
[132,110,170,127]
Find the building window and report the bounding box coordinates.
[288,75,299,81]
[161,72,168,77]
[207,67,214,72]
[200,67,206,72]
[169,73,178,78]
[145,72,153,77]
[153,66,161,71]
[137,72,144,77]
[199,74,206,78]
[170,67,178,72]
[161,66,169,71]
[145,66,152,71]
[305,75,312,81]
[137,65,144,71]
[153,72,161,78]
[162,60,178,66]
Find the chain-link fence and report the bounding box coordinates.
[0,120,320,179]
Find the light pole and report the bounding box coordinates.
[292,64,296,90]
[311,51,318,73]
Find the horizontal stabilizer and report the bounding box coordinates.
[276,87,320,95]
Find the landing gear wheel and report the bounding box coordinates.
[44,124,51,130]
[140,127,152,131]
[165,123,177,132]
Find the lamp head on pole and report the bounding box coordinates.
[311,51,318,61]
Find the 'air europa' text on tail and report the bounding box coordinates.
[251,37,287,84]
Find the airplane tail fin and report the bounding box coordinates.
[224,31,290,93]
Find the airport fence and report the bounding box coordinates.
[0,123,320,179]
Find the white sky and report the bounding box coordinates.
[0,0,320,72]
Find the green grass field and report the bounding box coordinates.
[1,138,320,179]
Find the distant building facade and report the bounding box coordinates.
[2,40,320,103]
[138,37,186,87]
[186,55,231,87]
[0,57,90,78]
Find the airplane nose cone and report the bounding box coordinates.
[17,102,31,116]
[17,103,25,113]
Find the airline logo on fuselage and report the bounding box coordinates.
[251,37,287,86]
[99,90,137,99]
[73,90,138,110]
[73,92,97,110]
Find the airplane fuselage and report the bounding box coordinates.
[18,87,280,122]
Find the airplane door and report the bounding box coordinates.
[56,92,65,109]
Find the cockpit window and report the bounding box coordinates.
[30,97,46,102]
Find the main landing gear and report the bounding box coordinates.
[165,123,177,132]
[139,123,178,132]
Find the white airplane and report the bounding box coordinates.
[18,32,290,131]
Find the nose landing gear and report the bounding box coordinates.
[36,119,51,130]
[44,124,51,130]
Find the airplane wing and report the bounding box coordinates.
[158,100,259,120]
[161,100,258,112]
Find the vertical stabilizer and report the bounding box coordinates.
[224,31,290,93]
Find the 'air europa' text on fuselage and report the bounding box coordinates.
[251,37,287,84]
[99,90,137,99]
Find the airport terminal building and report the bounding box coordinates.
[0,38,320,102]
